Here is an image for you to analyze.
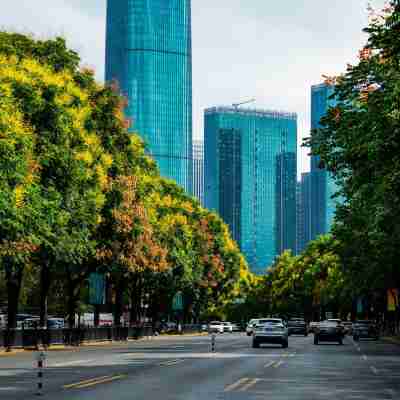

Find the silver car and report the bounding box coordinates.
[252,319,288,348]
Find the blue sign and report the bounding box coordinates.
[89,273,105,305]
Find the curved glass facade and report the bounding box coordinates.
[205,107,297,274]
[105,0,192,191]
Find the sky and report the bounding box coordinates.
[0,0,386,176]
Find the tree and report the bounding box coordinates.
[307,2,400,297]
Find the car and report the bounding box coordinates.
[327,318,342,324]
[309,321,319,333]
[47,318,65,329]
[342,321,353,335]
[231,323,241,332]
[252,319,288,348]
[222,322,233,333]
[353,320,379,341]
[0,314,6,329]
[208,321,224,334]
[288,318,308,336]
[314,321,344,345]
[246,318,274,336]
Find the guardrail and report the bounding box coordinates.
[0,324,203,350]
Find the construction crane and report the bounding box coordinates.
[232,98,256,110]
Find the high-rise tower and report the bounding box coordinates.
[204,106,297,274]
[105,0,193,191]
[310,83,340,238]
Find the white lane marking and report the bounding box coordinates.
[0,370,31,377]
[370,366,378,375]
[362,354,368,361]
[0,387,25,391]
[239,378,260,392]
[224,377,250,392]
[264,361,275,368]
[49,359,95,368]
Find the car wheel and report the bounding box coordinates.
[282,341,288,348]
[252,340,260,348]
[304,332,308,337]
[246,332,251,336]
[314,335,318,345]
[338,337,343,345]
[353,335,359,341]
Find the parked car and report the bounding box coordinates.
[47,318,65,329]
[252,319,288,348]
[353,320,379,341]
[288,318,308,336]
[342,321,353,335]
[231,323,241,332]
[314,321,344,345]
[0,314,7,328]
[209,321,224,334]
[309,321,319,333]
[222,322,233,333]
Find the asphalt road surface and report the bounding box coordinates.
[1,333,399,399]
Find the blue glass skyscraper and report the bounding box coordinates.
[204,107,297,274]
[105,0,192,191]
[310,83,340,237]
[297,172,311,253]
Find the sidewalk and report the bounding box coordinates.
[383,336,400,345]
[0,331,208,357]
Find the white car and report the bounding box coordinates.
[252,319,289,348]
[222,322,233,333]
[208,321,224,334]
[246,318,273,336]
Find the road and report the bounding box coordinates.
[1,333,400,399]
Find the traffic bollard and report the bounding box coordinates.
[36,351,46,396]
[211,333,216,352]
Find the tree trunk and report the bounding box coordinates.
[39,261,51,328]
[114,278,125,327]
[5,264,23,350]
[66,276,80,329]
[6,266,23,329]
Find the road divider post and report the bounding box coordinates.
[36,351,46,396]
[211,333,216,352]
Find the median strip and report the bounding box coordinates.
[63,374,126,389]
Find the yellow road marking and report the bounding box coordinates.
[283,353,289,358]
[273,360,284,368]
[224,377,250,392]
[239,378,260,391]
[74,375,127,389]
[159,359,185,367]
[264,361,275,368]
[63,376,111,389]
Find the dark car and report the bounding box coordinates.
[288,318,308,336]
[353,320,379,341]
[314,321,344,345]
